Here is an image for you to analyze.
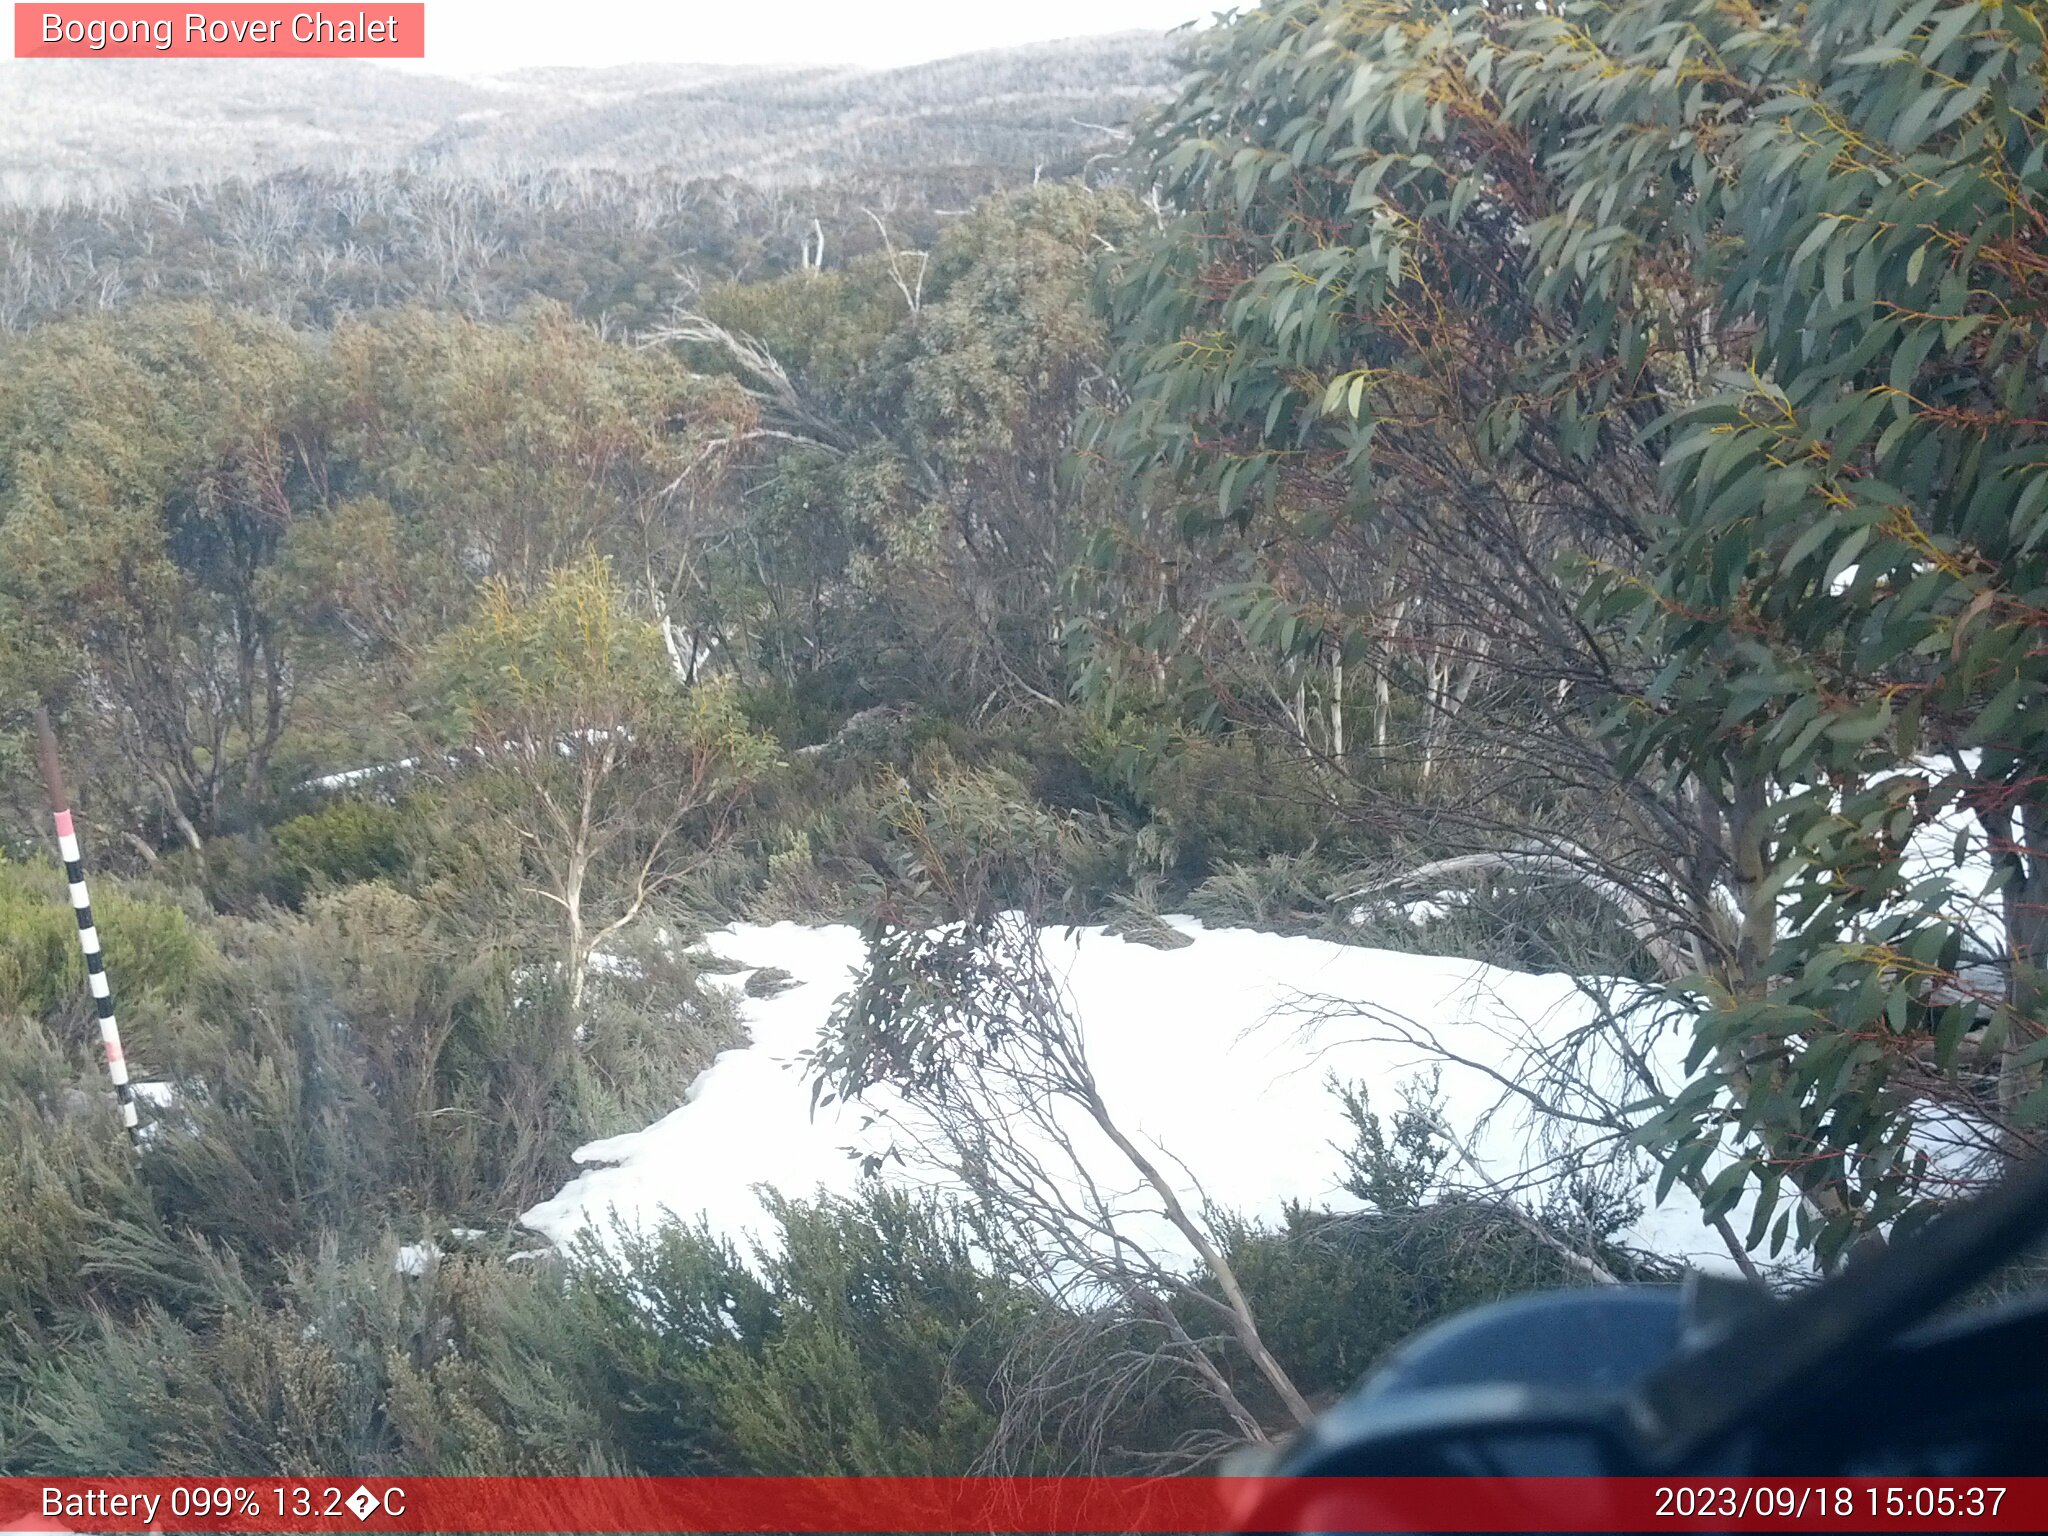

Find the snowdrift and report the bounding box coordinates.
[521,918,1760,1274]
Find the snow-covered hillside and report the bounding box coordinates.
[521,919,1758,1274]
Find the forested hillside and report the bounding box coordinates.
[0,34,1176,199]
[3,0,2046,1479]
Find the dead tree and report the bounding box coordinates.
[815,912,1314,1461]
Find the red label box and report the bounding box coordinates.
[4,1477,2048,1534]
[14,4,425,58]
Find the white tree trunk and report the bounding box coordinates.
[1374,598,1407,752]
[1329,653,1345,761]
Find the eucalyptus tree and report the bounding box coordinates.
[1570,0,2048,1259]
[1093,0,2048,1264]
[0,306,326,857]
[659,186,1147,719]
[419,555,773,1012]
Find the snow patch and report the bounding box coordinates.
[305,757,421,791]
[521,919,1763,1275]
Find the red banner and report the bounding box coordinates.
[13,5,424,59]
[0,1477,2043,1533]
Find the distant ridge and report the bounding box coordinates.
[0,32,1183,202]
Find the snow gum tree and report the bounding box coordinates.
[1096,0,2048,1266]
[1564,0,2048,1262]
[0,307,325,857]
[815,908,1317,1450]
[421,555,774,1011]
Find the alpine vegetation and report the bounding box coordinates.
[2,0,2044,1479]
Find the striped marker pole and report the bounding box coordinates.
[32,707,140,1139]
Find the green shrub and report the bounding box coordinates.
[0,860,203,1020]
[1186,850,1331,929]
[275,800,409,903]
[749,829,851,924]
[189,831,295,914]
[1336,878,1653,980]
[566,939,748,1141]
[567,1189,1044,1475]
[8,1245,610,1476]
[1074,721,1342,879]
[0,1019,151,1329]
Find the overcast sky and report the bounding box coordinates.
[397,0,1215,73]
